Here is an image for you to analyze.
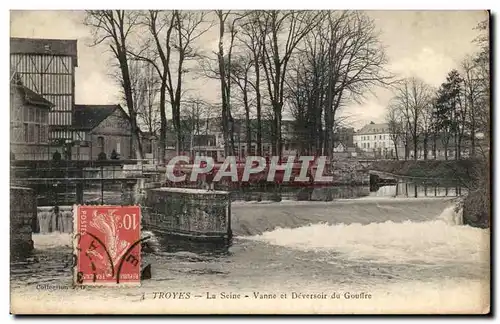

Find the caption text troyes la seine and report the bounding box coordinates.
[148,291,373,300]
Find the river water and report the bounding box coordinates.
[10,197,490,314]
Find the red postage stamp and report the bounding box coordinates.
[73,205,142,286]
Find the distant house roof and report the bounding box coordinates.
[73,104,127,130]
[10,74,53,108]
[10,37,78,66]
[356,123,389,135]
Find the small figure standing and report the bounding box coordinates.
[50,206,64,233]
[52,150,61,162]
[110,149,119,160]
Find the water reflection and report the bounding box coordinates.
[371,182,466,198]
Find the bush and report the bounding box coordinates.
[97,152,107,161]
[462,159,490,228]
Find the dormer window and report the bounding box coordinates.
[44,44,51,51]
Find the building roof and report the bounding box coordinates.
[10,37,78,66]
[10,74,53,108]
[356,122,389,135]
[73,104,125,130]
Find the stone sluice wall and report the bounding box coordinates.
[144,189,231,237]
[11,187,36,254]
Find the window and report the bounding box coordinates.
[116,142,121,154]
[28,124,35,142]
[23,107,29,122]
[40,125,47,143]
[28,107,35,122]
[35,109,41,123]
[379,135,382,140]
[34,125,40,143]
[97,136,105,152]
[367,143,370,149]
[23,123,29,142]
[374,142,377,148]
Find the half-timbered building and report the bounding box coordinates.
[10,37,137,161]
[10,74,54,160]
[10,37,77,143]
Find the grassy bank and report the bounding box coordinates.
[370,159,478,181]
[371,158,490,228]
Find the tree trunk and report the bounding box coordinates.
[413,135,418,161]
[173,101,182,155]
[254,59,262,156]
[432,133,437,159]
[471,123,476,157]
[243,90,251,156]
[158,80,167,164]
[273,103,282,156]
[423,136,428,160]
[119,54,144,160]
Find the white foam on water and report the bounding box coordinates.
[32,232,73,249]
[437,204,464,225]
[246,205,489,265]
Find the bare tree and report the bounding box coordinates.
[229,53,254,156]
[322,11,393,158]
[391,77,433,160]
[238,11,265,155]
[386,103,403,160]
[285,11,392,157]
[131,10,212,162]
[129,59,161,137]
[84,10,144,159]
[258,10,323,156]
[419,93,435,160]
[215,10,246,156]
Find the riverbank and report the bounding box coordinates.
[370,159,477,181]
[371,158,490,229]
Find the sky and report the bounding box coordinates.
[9,10,487,130]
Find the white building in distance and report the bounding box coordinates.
[353,122,395,157]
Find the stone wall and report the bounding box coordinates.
[144,188,231,237]
[11,187,35,254]
[328,161,370,185]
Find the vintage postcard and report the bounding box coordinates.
[9,9,490,315]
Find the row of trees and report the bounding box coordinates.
[386,20,489,161]
[84,10,393,162]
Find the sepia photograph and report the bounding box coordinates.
[8,8,491,315]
